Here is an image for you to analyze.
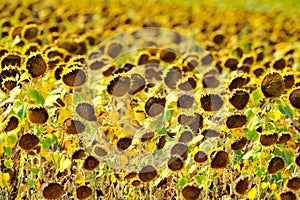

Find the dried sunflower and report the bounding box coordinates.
[43,183,63,199]
[19,133,39,151]
[182,185,201,200]
[76,103,97,121]
[25,53,47,78]
[138,165,157,182]
[261,72,285,98]
[268,156,285,174]
[200,93,224,112]
[210,150,228,169]
[28,106,48,124]
[3,115,19,132]
[77,186,92,199]
[83,156,99,170]
[107,75,131,97]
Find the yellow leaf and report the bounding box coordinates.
[147,141,155,152]
[24,162,31,170]
[247,187,256,199]
[59,156,72,172]
[0,173,10,189]
[261,182,268,190]
[234,163,241,173]
[58,108,71,124]
[270,183,277,191]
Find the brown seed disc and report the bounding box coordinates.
[102,66,115,76]
[43,183,63,199]
[253,68,264,77]
[194,151,208,163]
[235,177,250,195]
[160,49,176,62]
[261,72,285,98]
[131,180,141,186]
[138,165,157,182]
[231,137,248,150]
[138,53,150,65]
[202,129,220,138]
[117,137,132,151]
[284,74,295,89]
[145,97,166,117]
[107,42,123,59]
[141,132,154,142]
[177,95,194,109]
[129,74,146,95]
[76,103,97,121]
[168,155,184,171]
[273,58,286,70]
[77,186,92,199]
[178,77,197,91]
[62,68,86,86]
[94,146,107,157]
[213,34,225,44]
[183,59,198,72]
[287,177,300,190]
[228,76,250,91]
[19,133,39,151]
[26,54,47,78]
[156,135,166,150]
[182,185,201,200]
[89,60,106,70]
[295,153,300,167]
[229,90,250,110]
[23,26,38,40]
[3,115,19,132]
[243,56,254,65]
[179,131,193,143]
[1,54,21,67]
[171,142,188,160]
[226,114,247,129]
[83,156,99,170]
[164,67,182,89]
[124,172,137,179]
[211,150,228,169]
[277,133,291,144]
[178,114,194,126]
[28,106,48,124]
[201,54,213,65]
[268,157,285,174]
[202,75,219,88]
[280,191,297,200]
[63,118,85,134]
[107,76,131,97]
[224,58,239,71]
[289,88,300,109]
[72,149,85,160]
[200,93,223,111]
[188,113,204,134]
[260,132,278,146]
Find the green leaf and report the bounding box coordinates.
[4,159,13,169]
[157,127,167,135]
[276,100,294,120]
[252,89,262,105]
[245,128,259,141]
[17,104,27,120]
[3,146,12,157]
[30,168,39,176]
[27,89,45,105]
[28,179,36,188]
[6,134,18,146]
[41,137,52,150]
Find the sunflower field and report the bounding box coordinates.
[0,0,300,199]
